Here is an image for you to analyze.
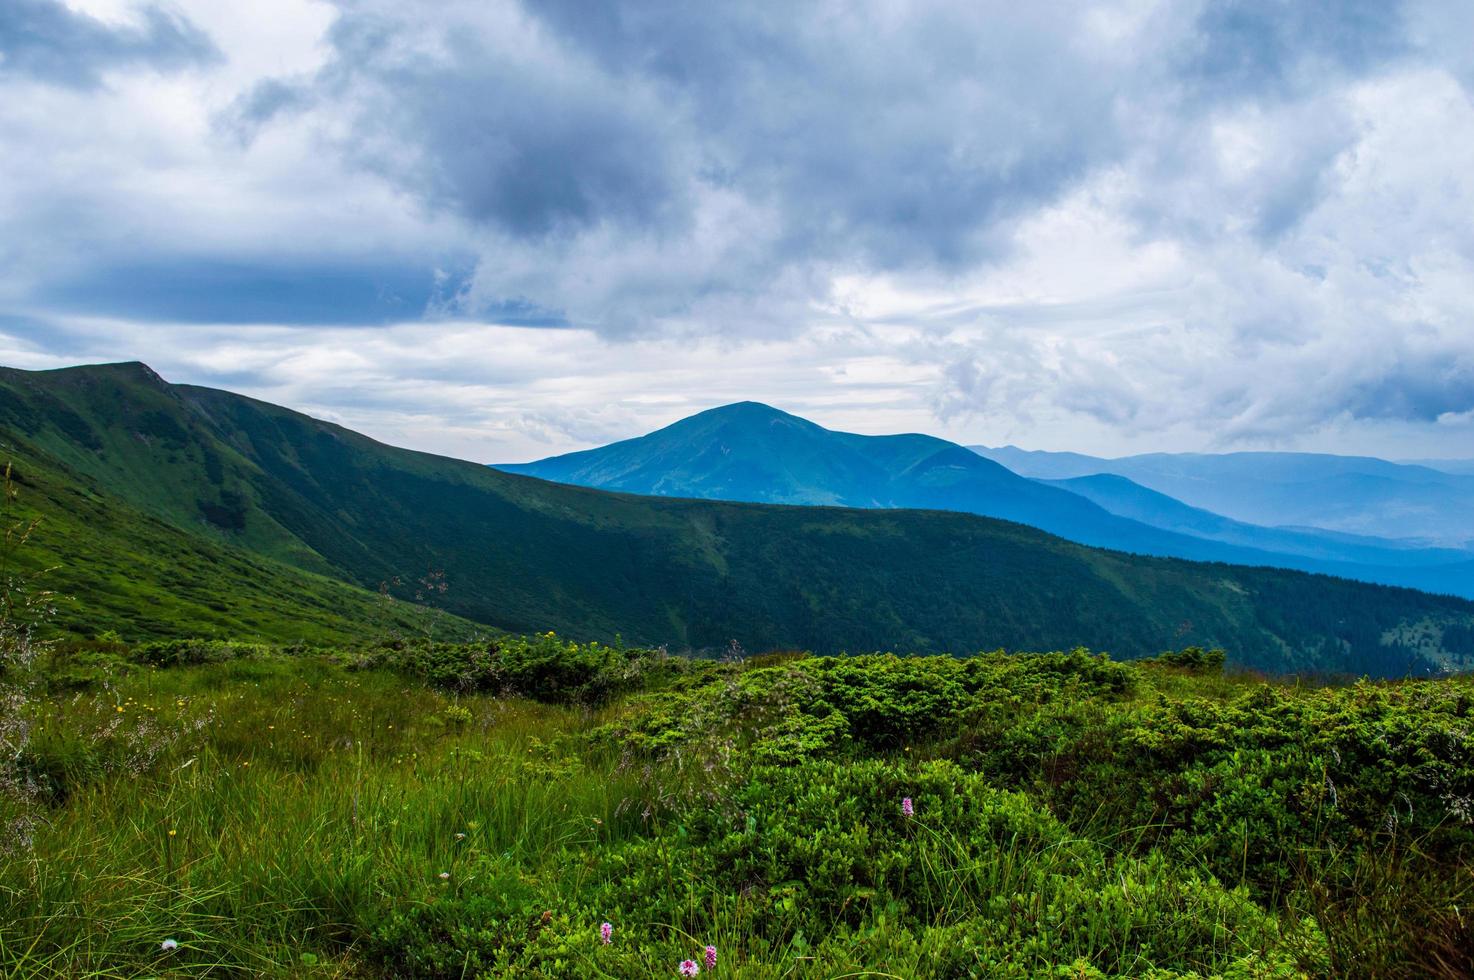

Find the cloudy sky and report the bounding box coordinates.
[3,0,1474,463]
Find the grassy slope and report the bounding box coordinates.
[4,362,1474,673]
[0,432,477,645]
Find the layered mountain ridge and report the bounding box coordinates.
[5,362,1474,675]
[500,402,1474,598]
[978,445,1474,548]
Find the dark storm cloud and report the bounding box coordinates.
[1344,356,1474,422]
[5,0,1474,457]
[0,0,217,89]
[302,7,685,240]
[33,258,484,326]
[1181,0,1409,99]
[289,2,1127,272]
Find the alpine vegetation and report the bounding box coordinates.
[2,631,1473,977]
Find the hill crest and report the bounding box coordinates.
[6,360,1474,676]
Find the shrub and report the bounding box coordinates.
[130,638,276,666]
[367,634,692,705]
[1147,646,1228,672]
[368,875,550,978]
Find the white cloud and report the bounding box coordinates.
[3,0,1474,461]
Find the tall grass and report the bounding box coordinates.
[1,649,1470,977]
[2,661,649,976]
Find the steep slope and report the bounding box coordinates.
[5,362,1474,675]
[978,446,1474,547]
[0,429,468,644]
[500,403,1474,598]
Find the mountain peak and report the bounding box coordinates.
[37,360,168,386]
[693,401,798,421]
[653,401,823,439]
[498,398,1080,514]
[114,361,168,386]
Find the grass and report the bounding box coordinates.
[2,642,1471,978]
[5,661,625,976]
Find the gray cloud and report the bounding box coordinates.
[219,1,1160,337]
[533,3,1124,267]
[0,0,218,88]
[4,0,1474,458]
[1344,353,1474,422]
[322,11,685,239]
[229,0,1459,339]
[220,78,310,141]
[33,256,452,325]
[1179,0,1408,99]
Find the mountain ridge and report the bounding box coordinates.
[976,444,1474,547]
[500,401,1474,598]
[6,363,1474,676]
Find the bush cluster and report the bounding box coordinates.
[2,638,1471,977]
[356,633,696,705]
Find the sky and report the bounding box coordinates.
[3,0,1474,464]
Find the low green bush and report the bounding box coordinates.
[2,640,1470,976]
[356,633,697,705]
[1145,645,1228,672]
[130,637,279,666]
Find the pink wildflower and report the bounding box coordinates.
[600,922,613,945]
[901,796,914,818]
[679,959,700,976]
[705,945,717,970]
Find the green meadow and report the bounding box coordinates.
[2,635,1471,978]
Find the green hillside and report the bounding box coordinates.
[0,432,476,646]
[4,361,1474,675]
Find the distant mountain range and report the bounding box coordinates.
[499,402,1474,599]
[1406,458,1474,476]
[976,446,1474,548]
[1036,474,1469,567]
[6,363,1474,676]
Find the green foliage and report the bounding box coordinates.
[0,430,481,645]
[6,361,1474,675]
[1146,645,1228,672]
[35,637,132,690]
[131,637,281,666]
[2,642,1472,976]
[354,632,694,704]
[593,648,1137,766]
[369,880,551,978]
